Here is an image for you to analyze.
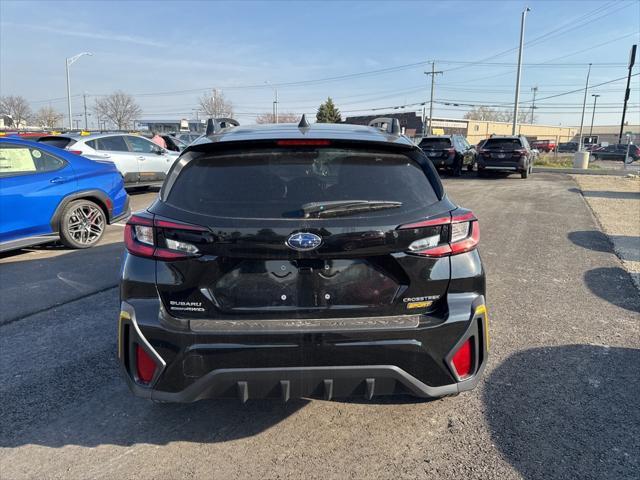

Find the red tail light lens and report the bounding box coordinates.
[400,210,479,257]
[447,147,456,155]
[512,149,526,157]
[136,345,156,384]
[451,338,473,378]
[68,150,83,155]
[125,214,207,261]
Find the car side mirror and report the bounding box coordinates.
[153,147,163,155]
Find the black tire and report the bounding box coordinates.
[467,163,474,172]
[59,199,106,249]
[521,167,529,179]
[477,168,487,177]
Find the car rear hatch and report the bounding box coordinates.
[480,138,524,163]
[131,141,468,329]
[419,138,454,166]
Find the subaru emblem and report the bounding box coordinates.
[286,232,322,251]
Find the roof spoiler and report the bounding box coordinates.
[368,117,401,135]
[205,117,240,136]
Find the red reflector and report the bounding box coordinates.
[276,140,331,146]
[68,150,83,155]
[136,345,156,384]
[452,338,473,378]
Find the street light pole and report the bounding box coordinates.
[577,63,592,151]
[512,7,531,135]
[65,52,93,130]
[589,94,600,136]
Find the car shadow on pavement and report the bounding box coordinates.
[584,267,640,313]
[484,344,640,480]
[568,187,640,200]
[0,347,309,448]
[569,230,640,263]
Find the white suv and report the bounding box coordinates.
[38,133,180,188]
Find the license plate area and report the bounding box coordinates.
[211,259,400,312]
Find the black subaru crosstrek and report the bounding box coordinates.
[118,117,488,402]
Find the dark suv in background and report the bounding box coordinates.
[418,135,477,176]
[118,117,488,403]
[477,135,534,178]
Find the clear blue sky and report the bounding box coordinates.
[1,0,638,127]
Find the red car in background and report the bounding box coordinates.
[531,139,556,152]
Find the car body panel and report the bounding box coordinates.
[0,137,129,251]
[118,122,487,401]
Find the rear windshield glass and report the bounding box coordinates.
[38,137,76,149]
[483,138,523,150]
[165,148,438,219]
[419,138,451,149]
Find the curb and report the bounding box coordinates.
[533,167,640,176]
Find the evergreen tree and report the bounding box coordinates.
[316,97,342,123]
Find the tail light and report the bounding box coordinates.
[479,149,490,156]
[512,149,527,157]
[276,140,331,146]
[67,150,83,155]
[135,345,157,384]
[447,147,456,155]
[451,338,473,378]
[125,213,208,261]
[400,209,480,258]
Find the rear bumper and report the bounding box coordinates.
[118,295,489,403]
[478,160,525,171]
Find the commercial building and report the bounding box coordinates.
[136,118,205,133]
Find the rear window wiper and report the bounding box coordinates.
[302,200,402,218]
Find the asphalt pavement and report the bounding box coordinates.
[1,173,638,480]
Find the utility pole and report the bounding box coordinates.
[530,86,538,124]
[512,7,531,135]
[589,94,600,136]
[83,92,88,130]
[618,44,636,142]
[274,88,279,124]
[423,62,443,136]
[577,63,592,151]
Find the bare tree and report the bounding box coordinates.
[0,95,32,129]
[255,112,300,124]
[198,89,234,119]
[463,106,503,121]
[93,91,142,130]
[34,106,64,129]
[464,106,530,123]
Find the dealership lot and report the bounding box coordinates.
[1,173,638,479]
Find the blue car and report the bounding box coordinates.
[0,137,130,252]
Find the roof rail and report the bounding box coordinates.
[205,117,240,136]
[368,117,401,135]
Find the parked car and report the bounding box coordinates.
[38,133,179,188]
[0,137,129,252]
[118,117,488,403]
[418,134,477,176]
[591,143,640,162]
[176,132,201,144]
[531,139,556,152]
[477,135,534,179]
[557,142,579,153]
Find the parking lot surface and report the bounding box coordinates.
[1,173,638,479]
